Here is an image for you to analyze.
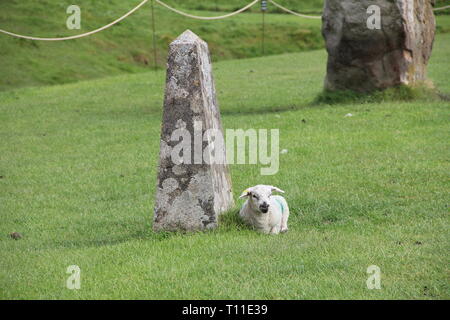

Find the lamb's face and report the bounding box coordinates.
[248,186,272,214]
[240,185,284,214]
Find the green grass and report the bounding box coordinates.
[1,0,449,91]
[0,32,449,299]
[165,0,325,13]
[164,0,450,14]
[315,84,447,105]
[0,0,324,91]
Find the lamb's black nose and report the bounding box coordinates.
[260,203,269,213]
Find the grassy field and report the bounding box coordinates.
[165,0,325,13]
[0,29,449,299]
[165,0,450,13]
[1,0,449,91]
[0,0,324,91]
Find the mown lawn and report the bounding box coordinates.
[0,33,449,299]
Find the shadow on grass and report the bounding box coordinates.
[221,85,446,117]
[220,104,312,116]
[41,208,252,250]
[217,207,253,232]
[37,197,402,251]
[38,186,404,251]
[313,84,445,105]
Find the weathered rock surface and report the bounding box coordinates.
[153,30,234,232]
[322,0,436,92]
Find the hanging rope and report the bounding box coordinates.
[269,1,448,19]
[0,0,447,41]
[154,0,259,20]
[0,0,149,41]
[268,0,322,19]
[433,5,450,11]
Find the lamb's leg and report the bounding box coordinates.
[280,206,290,233]
[270,225,281,235]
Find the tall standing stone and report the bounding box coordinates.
[322,0,436,92]
[153,30,234,232]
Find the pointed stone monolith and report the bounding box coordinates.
[153,30,234,232]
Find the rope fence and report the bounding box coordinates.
[0,0,448,41]
[269,0,321,19]
[155,0,259,20]
[433,5,450,11]
[0,0,150,41]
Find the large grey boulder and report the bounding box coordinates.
[322,0,436,92]
[153,30,234,232]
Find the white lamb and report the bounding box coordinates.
[239,185,289,235]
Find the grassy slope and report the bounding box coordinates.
[1,0,449,91]
[168,0,450,13]
[0,33,449,299]
[0,0,324,91]
[166,0,326,13]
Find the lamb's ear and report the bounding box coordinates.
[270,186,285,194]
[239,188,252,199]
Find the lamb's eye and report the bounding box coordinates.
[252,194,258,199]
